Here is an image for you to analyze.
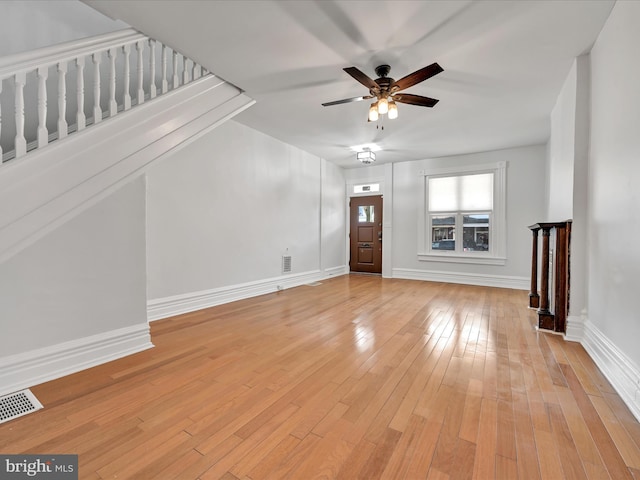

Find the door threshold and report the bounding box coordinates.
[349,272,382,276]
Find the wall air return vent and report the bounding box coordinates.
[282,255,292,273]
[0,389,43,424]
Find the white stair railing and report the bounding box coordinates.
[0,29,208,164]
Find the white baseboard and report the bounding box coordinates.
[392,268,529,290]
[148,269,340,322]
[0,324,153,398]
[564,314,585,342]
[580,320,640,422]
[323,265,349,278]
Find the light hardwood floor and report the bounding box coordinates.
[2,275,640,479]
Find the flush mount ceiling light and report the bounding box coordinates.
[351,143,380,165]
[357,150,376,165]
[322,63,443,123]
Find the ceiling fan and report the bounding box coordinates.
[322,63,443,122]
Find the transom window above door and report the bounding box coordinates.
[353,183,380,194]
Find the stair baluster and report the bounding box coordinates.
[172,50,179,89]
[161,45,168,94]
[14,72,27,157]
[182,57,190,86]
[149,40,156,99]
[76,58,86,131]
[57,62,68,139]
[92,53,102,124]
[0,29,213,163]
[37,66,48,148]
[123,44,131,111]
[192,60,200,80]
[136,40,144,105]
[108,48,117,117]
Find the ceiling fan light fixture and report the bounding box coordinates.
[323,63,443,124]
[368,103,379,122]
[388,101,398,119]
[377,96,389,115]
[357,150,376,164]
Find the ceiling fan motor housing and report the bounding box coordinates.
[374,64,391,77]
[373,65,394,97]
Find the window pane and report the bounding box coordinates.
[463,214,489,251]
[429,177,457,211]
[358,206,375,223]
[431,215,455,250]
[460,174,493,210]
[429,173,493,212]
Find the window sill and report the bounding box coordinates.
[417,253,506,265]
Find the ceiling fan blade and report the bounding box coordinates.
[343,67,379,90]
[393,93,439,107]
[392,63,443,91]
[322,95,372,106]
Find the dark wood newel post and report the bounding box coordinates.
[539,228,551,315]
[527,221,571,333]
[529,228,540,308]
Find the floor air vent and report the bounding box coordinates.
[0,389,43,424]
[282,255,292,273]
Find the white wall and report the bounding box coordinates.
[321,160,347,274]
[546,56,592,336]
[547,62,577,221]
[0,0,127,57]
[343,164,387,184]
[146,120,346,305]
[0,177,150,394]
[587,1,640,368]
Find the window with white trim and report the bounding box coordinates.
[419,162,506,265]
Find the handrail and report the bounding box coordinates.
[0,29,145,79]
[0,28,209,162]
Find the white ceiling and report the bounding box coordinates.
[84,0,614,169]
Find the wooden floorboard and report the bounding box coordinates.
[2,275,640,479]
